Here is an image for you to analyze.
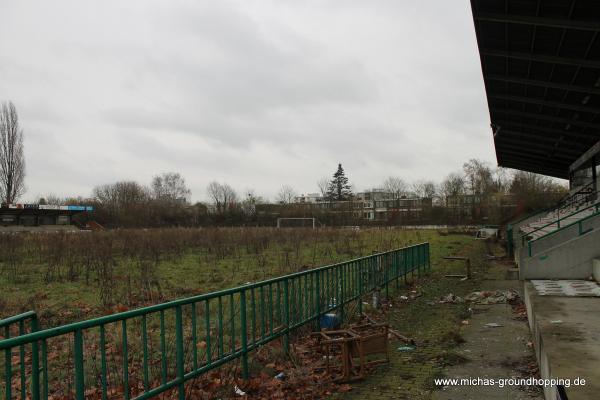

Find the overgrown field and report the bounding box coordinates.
[0,227,457,327]
[0,227,480,399]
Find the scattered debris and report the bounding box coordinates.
[461,320,469,325]
[311,319,390,383]
[484,322,504,328]
[439,293,464,304]
[511,302,528,321]
[397,345,416,352]
[274,372,286,380]
[234,385,247,396]
[465,290,519,304]
[388,327,416,345]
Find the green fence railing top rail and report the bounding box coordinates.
[0,312,37,331]
[1,242,430,400]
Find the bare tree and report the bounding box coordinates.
[440,172,466,206]
[463,159,494,197]
[92,181,151,226]
[0,102,26,203]
[317,177,329,198]
[277,184,298,204]
[151,172,191,203]
[206,181,238,214]
[383,177,407,199]
[412,180,437,198]
[93,181,150,210]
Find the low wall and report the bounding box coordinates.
[520,229,600,280]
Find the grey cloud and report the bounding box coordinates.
[0,0,495,201]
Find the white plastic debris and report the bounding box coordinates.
[234,386,246,396]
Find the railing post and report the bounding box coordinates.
[315,271,321,330]
[340,265,345,324]
[427,243,431,272]
[74,329,85,400]
[31,316,40,400]
[4,326,11,400]
[358,261,363,315]
[384,254,389,298]
[240,290,249,379]
[175,306,185,400]
[283,279,290,353]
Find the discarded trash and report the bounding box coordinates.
[397,345,416,352]
[439,293,464,304]
[399,295,409,301]
[550,320,563,324]
[465,290,519,304]
[484,323,503,328]
[372,291,380,309]
[275,372,286,380]
[320,312,341,329]
[234,385,246,396]
[461,320,469,325]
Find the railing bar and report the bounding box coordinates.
[160,310,167,385]
[259,286,265,340]
[205,300,212,364]
[229,293,235,354]
[100,325,107,400]
[191,303,198,371]
[268,284,274,336]
[4,326,11,400]
[122,319,129,400]
[217,297,223,358]
[41,340,48,400]
[19,320,25,400]
[250,288,256,346]
[74,329,84,400]
[142,315,149,392]
[175,306,185,400]
[31,316,40,400]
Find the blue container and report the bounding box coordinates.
[319,312,341,329]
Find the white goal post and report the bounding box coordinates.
[276,217,317,229]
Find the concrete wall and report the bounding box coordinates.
[520,228,600,279]
[528,212,600,257]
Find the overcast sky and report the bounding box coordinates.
[0,0,495,202]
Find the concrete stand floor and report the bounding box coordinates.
[524,281,600,400]
[434,279,542,400]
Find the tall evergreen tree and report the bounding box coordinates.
[326,163,353,201]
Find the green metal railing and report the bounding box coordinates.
[526,203,600,257]
[523,202,600,245]
[0,312,39,400]
[0,242,430,400]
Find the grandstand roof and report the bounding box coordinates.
[470,0,600,178]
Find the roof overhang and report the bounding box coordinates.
[470,0,600,179]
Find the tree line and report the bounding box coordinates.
[1,101,568,227]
